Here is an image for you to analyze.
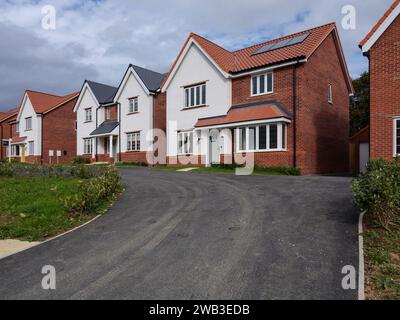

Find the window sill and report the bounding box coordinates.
[236,149,287,153]
[84,121,93,123]
[25,129,32,132]
[126,150,141,153]
[127,112,139,115]
[181,105,209,111]
[250,92,274,98]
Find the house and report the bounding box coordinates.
[350,125,370,174]
[73,65,166,163]
[0,107,19,161]
[10,90,79,164]
[161,23,354,174]
[359,0,400,163]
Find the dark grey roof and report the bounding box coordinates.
[130,65,167,92]
[90,121,119,136]
[86,81,118,104]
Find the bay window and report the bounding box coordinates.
[236,123,287,152]
[178,131,193,154]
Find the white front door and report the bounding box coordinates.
[359,143,369,173]
[209,130,220,165]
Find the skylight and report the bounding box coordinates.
[252,32,311,56]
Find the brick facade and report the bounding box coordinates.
[41,97,78,164]
[229,33,350,174]
[0,114,17,160]
[369,14,400,160]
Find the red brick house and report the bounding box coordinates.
[162,23,354,174]
[0,107,19,161]
[10,90,79,164]
[359,0,400,162]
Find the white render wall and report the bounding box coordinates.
[76,86,98,156]
[117,71,154,153]
[17,96,42,156]
[166,44,232,157]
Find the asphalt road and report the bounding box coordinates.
[0,168,359,300]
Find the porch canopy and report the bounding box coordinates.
[10,136,27,144]
[194,100,292,129]
[90,120,119,137]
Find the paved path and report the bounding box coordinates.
[0,168,359,300]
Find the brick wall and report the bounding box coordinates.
[296,32,350,175]
[41,97,78,164]
[154,92,167,132]
[120,151,148,164]
[104,104,118,121]
[369,15,400,160]
[0,115,17,160]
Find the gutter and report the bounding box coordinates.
[230,59,307,78]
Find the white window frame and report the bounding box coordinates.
[127,132,140,152]
[28,141,34,156]
[25,117,32,131]
[16,122,19,133]
[251,72,274,97]
[83,138,93,155]
[236,123,287,153]
[184,83,206,108]
[177,131,194,155]
[128,97,139,113]
[393,117,400,157]
[328,84,333,104]
[105,107,111,120]
[85,108,93,122]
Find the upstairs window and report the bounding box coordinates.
[105,107,111,120]
[185,83,206,108]
[25,117,32,131]
[251,72,273,96]
[85,108,92,122]
[178,131,193,154]
[129,97,139,113]
[328,84,333,104]
[127,132,140,151]
[394,118,400,156]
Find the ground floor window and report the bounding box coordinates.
[127,132,140,151]
[11,145,20,157]
[237,123,287,152]
[28,141,34,156]
[178,131,193,155]
[84,138,93,154]
[394,118,400,156]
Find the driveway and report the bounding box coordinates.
[0,168,359,300]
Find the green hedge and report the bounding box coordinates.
[352,159,400,230]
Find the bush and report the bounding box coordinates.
[118,161,148,167]
[62,166,123,216]
[72,156,90,165]
[352,158,400,230]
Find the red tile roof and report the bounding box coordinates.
[162,23,342,90]
[0,107,19,123]
[360,0,400,47]
[25,90,79,114]
[11,136,26,143]
[195,101,291,128]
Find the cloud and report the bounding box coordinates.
[0,0,394,110]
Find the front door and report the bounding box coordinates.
[209,130,220,165]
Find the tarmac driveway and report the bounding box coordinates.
[0,168,359,300]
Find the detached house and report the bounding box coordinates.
[162,23,354,174]
[74,65,166,163]
[0,107,19,160]
[359,0,400,163]
[10,90,79,164]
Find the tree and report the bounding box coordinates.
[350,71,370,136]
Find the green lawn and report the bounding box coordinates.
[364,220,400,300]
[0,177,97,241]
[153,165,300,176]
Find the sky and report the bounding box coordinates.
[0,0,393,111]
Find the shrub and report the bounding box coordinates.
[62,166,123,216]
[118,161,148,167]
[352,158,400,230]
[72,156,90,165]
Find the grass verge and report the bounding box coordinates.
[364,216,400,300]
[0,177,107,241]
